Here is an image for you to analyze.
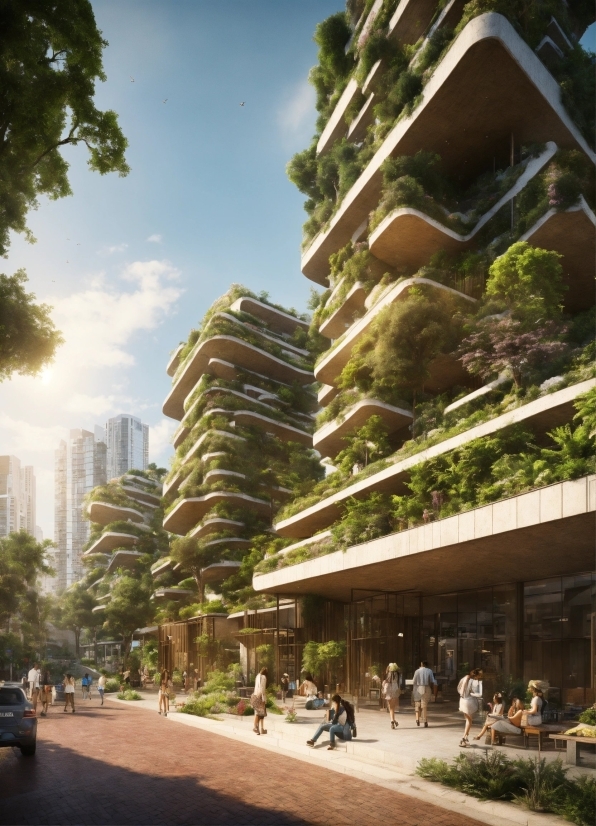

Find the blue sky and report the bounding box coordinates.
[0,5,594,537]
[0,0,343,535]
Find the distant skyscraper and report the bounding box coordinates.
[54,429,107,590]
[0,456,36,538]
[105,414,149,480]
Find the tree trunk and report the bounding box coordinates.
[93,627,98,665]
[75,627,80,657]
[123,634,133,666]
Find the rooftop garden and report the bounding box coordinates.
[288,0,595,248]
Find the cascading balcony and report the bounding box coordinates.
[163,491,272,535]
[82,531,138,557]
[314,398,412,460]
[106,550,144,573]
[87,501,146,527]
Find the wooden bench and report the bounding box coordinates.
[549,733,596,766]
[522,723,567,752]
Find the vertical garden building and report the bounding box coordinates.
[252,0,596,706]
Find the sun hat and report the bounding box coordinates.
[387,662,399,672]
[528,679,549,694]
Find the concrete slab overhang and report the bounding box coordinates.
[229,297,309,335]
[163,336,314,421]
[121,474,158,489]
[203,537,251,550]
[213,313,310,359]
[314,277,476,387]
[232,410,313,446]
[319,282,368,339]
[317,79,361,156]
[121,485,161,507]
[189,518,245,540]
[202,469,246,486]
[256,475,596,601]
[302,13,596,285]
[84,532,137,556]
[201,562,242,585]
[369,143,558,272]
[274,378,595,538]
[388,0,439,47]
[163,491,272,536]
[166,344,184,377]
[521,197,596,313]
[151,558,172,578]
[318,385,340,406]
[152,588,195,601]
[106,551,144,573]
[314,399,413,459]
[87,502,145,527]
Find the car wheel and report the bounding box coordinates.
[20,743,36,757]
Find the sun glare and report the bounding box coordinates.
[40,367,53,385]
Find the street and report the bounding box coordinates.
[0,698,484,826]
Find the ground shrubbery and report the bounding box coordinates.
[179,669,283,719]
[417,753,595,825]
[117,690,142,701]
[104,678,121,693]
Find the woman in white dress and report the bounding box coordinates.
[253,667,268,735]
[382,663,401,730]
[526,680,547,725]
[473,692,505,740]
[457,668,483,747]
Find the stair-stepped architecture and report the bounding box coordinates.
[249,0,595,703]
[159,286,323,613]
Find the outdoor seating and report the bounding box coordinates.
[549,733,596,766]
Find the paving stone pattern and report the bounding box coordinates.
[0,699,483,825]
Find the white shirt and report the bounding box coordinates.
[28,668,40,688]
[412,666,436,687]
[98,676,106,688]
[301,679,318,697]
[254,673,267,700]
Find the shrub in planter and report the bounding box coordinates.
[117,690,142,701]
[104,678,120,693]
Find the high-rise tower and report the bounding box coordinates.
[105,414,149,481]
[0,456,36,538]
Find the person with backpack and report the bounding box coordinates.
[81,673,91,700]
[306,694,354,750]
[457,668,483,747]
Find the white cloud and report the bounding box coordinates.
[0,414,68,453]
[277,79,316,148]
[149,418,176,462]
[146,234,162,243]
[99,243,129,256]
[48,259,183,372]
[65,393,126,416]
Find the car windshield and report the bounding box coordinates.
[0,688,24,706]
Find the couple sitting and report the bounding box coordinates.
[307,694,355,751]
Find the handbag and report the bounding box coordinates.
[250,693,266,716]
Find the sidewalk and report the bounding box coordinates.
[109,691,583,826]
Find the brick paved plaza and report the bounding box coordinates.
[0,699,484,826]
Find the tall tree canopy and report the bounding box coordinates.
[0,0,129,254]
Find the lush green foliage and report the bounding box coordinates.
[117,690,141,701]
[0,0,129,253]
[0,270,64,381]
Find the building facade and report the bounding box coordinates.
[54,429,107,590]
[0,455,36,538]
[105,414,149,481]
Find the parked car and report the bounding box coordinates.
[0,683,37,756]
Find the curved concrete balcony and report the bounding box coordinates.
[319,282,368,340]
[318,384,339,406]
[189,518,245,540]
[388,0,438,46]
[214,313,310,359]
[521,196,596,313]
[256,475,596,601]
[301,13,595,285]
[92,604,106,614]
[163,429,246,499]
[166,344,184,377]
[87,501,145,527]
[204,536,251,551]
[164,491,272,535]
[314,277,476,387]
[164,336,315,420]
[229,297,309,336]
[317,78,361,156]
[314,399,413,459]
[203,469,247,486]
[151,557,172,578]
[233,410,312,446]
[274,378,595,538]
[84,532,138,556]
[107,550,144,573]
[201,561,242,585]
[121,485,161,507]
[152,588,195,601]
[122,474,159,489]
[369,143,558,273]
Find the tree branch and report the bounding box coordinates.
[28,120,80,169]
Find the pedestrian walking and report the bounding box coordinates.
[251,667,268,735]
[412,661,437,728]
[382,663,402,730]
[81,673,91,700]
[27,662,40,711]
[182,670,188,693]
[280,673,290,702]
[457,668,483,747]
[97,674,106,706]
[40,669,52,716]
[63,674,76,713]
[158,669,170,716]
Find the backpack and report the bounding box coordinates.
[342,700,355,726]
